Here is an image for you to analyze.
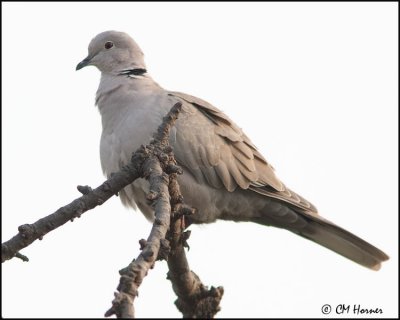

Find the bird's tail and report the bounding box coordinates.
[254,213,389,270]
[295,216,389,270]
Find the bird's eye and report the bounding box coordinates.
[104,41,114,49]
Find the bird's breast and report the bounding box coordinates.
[98,85,173,178]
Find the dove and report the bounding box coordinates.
[76,30,388,270]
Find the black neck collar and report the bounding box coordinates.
[119,68,147,77]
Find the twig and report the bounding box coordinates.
[15,252,29,262]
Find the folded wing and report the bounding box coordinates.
[169,91,317,214]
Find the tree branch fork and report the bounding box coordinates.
[2,102,223,318]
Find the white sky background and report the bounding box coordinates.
[1,2,398,318]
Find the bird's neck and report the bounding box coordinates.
[96,71,161,103]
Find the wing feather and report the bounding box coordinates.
[215,161,237,192]
[169,91,317,214]
[231,143,256,171]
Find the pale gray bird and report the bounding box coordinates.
[76,30,388,270]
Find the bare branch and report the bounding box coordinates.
[3,101,224,318]
[1,103,182,264]
[105,102,183,318]
[105,155,170,318]
[1,159,143,263]
[166,154,224,318]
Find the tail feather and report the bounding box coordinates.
[297,218,389,270]
[254,212,389,270]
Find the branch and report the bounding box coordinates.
[166,170,224,318]
[104,102,183,318]
[1,155,144,263]
[3,101,224,318]
[1,103,183,264]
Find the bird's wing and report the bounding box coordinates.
[168,91,317,214]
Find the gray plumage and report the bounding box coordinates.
[76,30,389,270]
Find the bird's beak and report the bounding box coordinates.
[76,56,92,70]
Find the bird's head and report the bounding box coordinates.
[76,30,146,74]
